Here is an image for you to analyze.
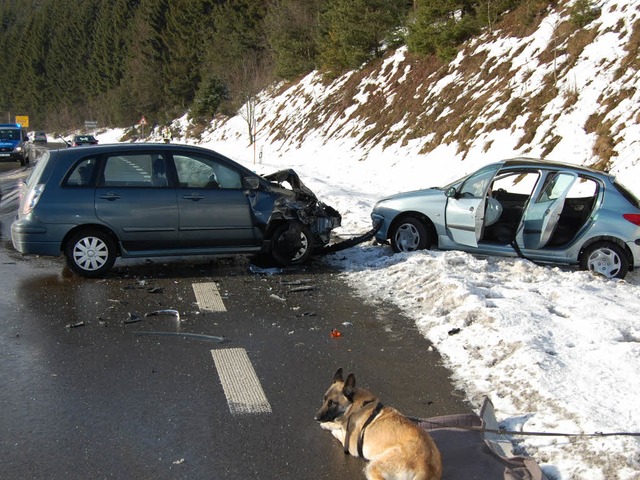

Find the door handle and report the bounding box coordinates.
[469,207,475,212]
[98,193,122,201]
[183,193,204,201]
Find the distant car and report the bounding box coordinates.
[11,143,341,277]
[33,131,47,144]
[371,158,640,279]
[72,135,98,147]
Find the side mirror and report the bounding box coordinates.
[445,186,457,198]
[243,177,260,190]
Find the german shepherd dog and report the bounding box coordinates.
[315,368,442,480]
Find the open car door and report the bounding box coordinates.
[517,171,577,249]
[445,163,501,247]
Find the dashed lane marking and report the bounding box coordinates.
[192,282,227,312]
[211,348,272,415]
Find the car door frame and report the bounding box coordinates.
[167,151,259,249]
[445,163,502,247]
[515,170,578,250]
[94,149,179,252]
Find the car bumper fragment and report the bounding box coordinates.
[318,219,382,254]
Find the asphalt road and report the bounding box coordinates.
[0,156,471,480]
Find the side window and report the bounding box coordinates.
[173,154,242,189]
[536,173,575,203]
[101,153,168,188]
[65,157,98,186]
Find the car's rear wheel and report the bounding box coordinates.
[390,216,429,253]
[270,222,313,265]
[65,229,117,278]
[579,241,629,279]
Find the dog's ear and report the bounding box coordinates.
[333,368,343,383]
[343,373,356,401]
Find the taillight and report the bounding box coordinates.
[623,214,640,226]
[20,184,45,215]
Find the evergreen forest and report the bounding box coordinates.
[0,0,577,131]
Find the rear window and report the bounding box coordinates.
[613,180,640,209]
[25,151,51,187]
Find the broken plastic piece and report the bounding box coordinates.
[249,264,283,275]
[330,328,342,338]
[124,313,141,324]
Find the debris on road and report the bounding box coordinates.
[249,264,283,275]
[145,309,181,322]
[330,328,342,338]
[134,331,226,343]
[270,294,286,303]
[288,285,316,293]
[65,321,85,329]
[124,313,142,324]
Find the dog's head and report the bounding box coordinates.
[314,367,357,423]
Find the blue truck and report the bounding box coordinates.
[0,123,31,166]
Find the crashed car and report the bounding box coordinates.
[372,158,640,279]
[11,143,341,277]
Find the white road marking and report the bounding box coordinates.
[211,348,272,415]
[192,282,227,312]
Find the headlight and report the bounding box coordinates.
[16,146,23,152]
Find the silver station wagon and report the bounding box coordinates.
[371,158,640,279]
[12,144,341,277]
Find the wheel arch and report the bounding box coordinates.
[61,224,121,257]
[387,212,437,248]
[578,235,634,270]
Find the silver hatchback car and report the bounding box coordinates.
[12,143,341,277]
[372,158,640,279]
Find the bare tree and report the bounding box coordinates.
[233,52,273,145]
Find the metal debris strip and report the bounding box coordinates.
[211,348,272,415]
[192,282,227,313]
[269,294,286,302]
[145,309,181,322]
[134,331,226,343]
[288,285,316,293]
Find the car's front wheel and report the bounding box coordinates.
[579,241,629,279]
[389,216,430,253]
[270,222,313,265]
[65,229,117,277]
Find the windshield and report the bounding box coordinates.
[0,129,20,141]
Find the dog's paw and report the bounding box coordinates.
[319,421,340,431]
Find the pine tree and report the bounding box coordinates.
[318,0,407,75]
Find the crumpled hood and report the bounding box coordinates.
[263,169,318,200]
[260,169,341,242]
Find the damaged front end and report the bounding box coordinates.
[263,169,342,247]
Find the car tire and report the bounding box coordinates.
[270,222,313,266]
[65,229,117,278]
[390,216,429,253]
[579,241,629,279]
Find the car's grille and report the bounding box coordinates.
[0,147,13,152]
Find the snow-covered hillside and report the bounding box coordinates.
[102,1,640,478]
